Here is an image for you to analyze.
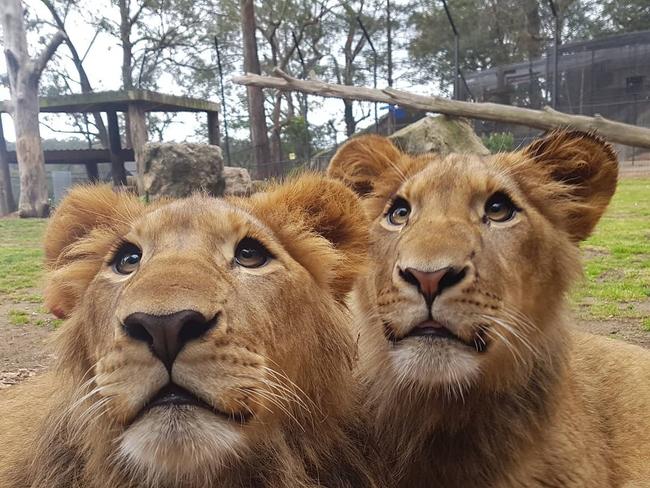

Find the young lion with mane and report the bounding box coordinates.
[328,130,650,487]
[0,175,382,488]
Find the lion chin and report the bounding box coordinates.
[118,406,245,482]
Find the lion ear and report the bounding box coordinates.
[248,174,368,300]
[44,185,144,318]
[521,129,618,242]
[327,134,404,197]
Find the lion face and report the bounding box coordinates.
[329,131,618,396]
[43,175,368,484]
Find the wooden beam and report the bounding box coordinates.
[207,111,220,146]
[128,103,148,193]
[232,69,650,149]
[0,115,16,215]
[107,111,127,186]
[1,89,220,114]
[6,148,134,165]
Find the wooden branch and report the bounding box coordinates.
[4,48,20,81]
[33,30,66,78]
[232,69,650,149]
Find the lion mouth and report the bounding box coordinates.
[386,319,489,352]
[140,383,252,423]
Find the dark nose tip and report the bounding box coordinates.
[122,310,217,371]
[399,266,467,304]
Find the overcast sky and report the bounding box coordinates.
[0,0,425,144]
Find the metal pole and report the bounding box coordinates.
[214,36,231,165]
[441,0,460,100]
[454,33,459,99]
[387,0,393,88]
[357,16,379,133]
[547,0,559,109]
[291,30,310,159]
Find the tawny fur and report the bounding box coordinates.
[0,174,382,488]
[328,131,650,488]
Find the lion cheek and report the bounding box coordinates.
[94,349,168,425]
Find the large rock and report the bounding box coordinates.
[388,115,489,156]
[223,166,252,196]
[143,143,224,199]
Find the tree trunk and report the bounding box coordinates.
[240,0,271,179]
[344,99,356,136]
[1,0,65,217]
[119,0,134,148]
[0,115,16,215]
[269,91,283,175]
[233,70,650,150]
[128,103,148,194]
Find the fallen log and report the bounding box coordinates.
[232,69,650,149]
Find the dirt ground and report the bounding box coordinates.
[0,298,56,389]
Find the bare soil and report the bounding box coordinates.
[0,300,55,389]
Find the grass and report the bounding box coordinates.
[573,178,650,320]
[0,179,648,327]
[8,309,30,326]
[0,219,47,299]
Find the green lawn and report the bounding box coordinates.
[0,179,648,328]
[0,218,47,299]
[574,178,650,325]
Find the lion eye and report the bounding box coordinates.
[113,243,142,275]
[387,197,411,226]
[485,192,517,222]
[235,238,271,268]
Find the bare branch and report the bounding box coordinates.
[33,30,67,79]
[233,70,650,149]
[4,48,20,80]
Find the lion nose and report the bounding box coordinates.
[399,266,467,305]
[122,310,217,371]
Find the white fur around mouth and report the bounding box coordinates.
[118,405,247,482]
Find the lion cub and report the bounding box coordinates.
[329,130,650,487]
[0,175,381,488]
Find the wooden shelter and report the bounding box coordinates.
[0,90,220,197]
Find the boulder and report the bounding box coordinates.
[223,166,252,196]
[142,143,224,199]
[388,115,489,156]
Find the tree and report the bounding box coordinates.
[40,0,108,181]
[407,0,606,97]
[240,0,271,178]
[256,0,330,166]
[1,0,65,217]
[327,0,384,136]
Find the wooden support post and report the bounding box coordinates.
[84,162,99,182]
[127,103,148,193]
[0,115,17,215]
[107,111,127,186]
[207,111,220,146]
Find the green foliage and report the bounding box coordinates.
[9,310,30,326]
[482,132,515,153]
[407,0,607,91]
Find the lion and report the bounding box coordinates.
[328,130,650,487]
[0,174,383,488]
